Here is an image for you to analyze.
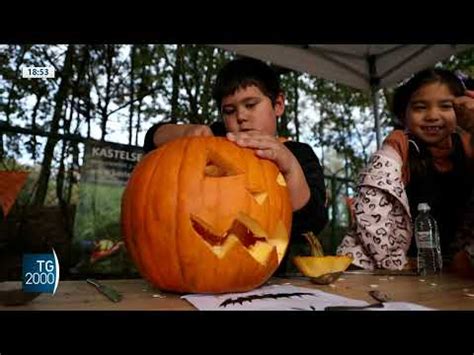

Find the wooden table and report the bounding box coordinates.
[1,272,474,310]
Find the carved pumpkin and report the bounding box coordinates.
[121,137,292,293]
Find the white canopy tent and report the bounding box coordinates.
[213,44,474,148]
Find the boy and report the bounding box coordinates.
[144,57,328,274]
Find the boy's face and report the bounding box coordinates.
[405,82,457,146]
[221,85,284,136]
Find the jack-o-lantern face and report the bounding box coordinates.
[121,137,292,293]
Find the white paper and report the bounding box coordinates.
[182,285,434,311]
[182,285,369,310]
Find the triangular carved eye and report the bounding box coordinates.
[204,151,243,177]
[247,190,268,205]
[276,173,286,186]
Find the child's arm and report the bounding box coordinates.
[152,124,213,148]
[143,123,213,153]
[285,141,329,236]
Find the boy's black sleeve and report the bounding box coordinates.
[284,141,328,237]
[144,121,180,154]
[143,122,169,154]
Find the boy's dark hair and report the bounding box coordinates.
[392,68,465,124]
[212,57,282,110]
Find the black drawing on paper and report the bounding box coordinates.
[219,292,316,308]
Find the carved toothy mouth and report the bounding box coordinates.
[190,213,287,265]
[191,215,267,247]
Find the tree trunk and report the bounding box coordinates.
[5,46,28,124]
[293,72,300,141]
[135,98,142,146]
[129,45,136,145]
[56,140,67,205]
[33,45,75,207]
[344,154,350,195]
[100,45,114,141]
[56,96,75,204]
[66,142,79,204]
[86,97,91,138]
[170,45,183,123]
[1,46,28,160]
[30,94,42,161]
[319,107,326,169]
[200,48,214,124]
[180,48,200,123]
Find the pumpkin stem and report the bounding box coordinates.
[303,232,324,257]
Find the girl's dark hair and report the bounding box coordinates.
[212,57,282,110]
[392,68,465,124]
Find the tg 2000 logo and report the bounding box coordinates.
[22,249,60,294]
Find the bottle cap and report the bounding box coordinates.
[417,203,430,212]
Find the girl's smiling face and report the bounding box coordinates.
[405,82,457,146]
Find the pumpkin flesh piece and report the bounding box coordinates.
[293,256,353,278]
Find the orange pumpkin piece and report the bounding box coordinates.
[293,255,353,279]
[293,232,353,284]
[0,171,29,217]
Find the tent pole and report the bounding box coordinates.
[368,54,382,149]
[371,86,382,149]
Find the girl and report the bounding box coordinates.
[337,68,474,271]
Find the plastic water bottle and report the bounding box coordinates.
[414,203,442,275]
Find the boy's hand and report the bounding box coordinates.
[226,131,296,174]
[454,90,474,132]
[226,130,311,211]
